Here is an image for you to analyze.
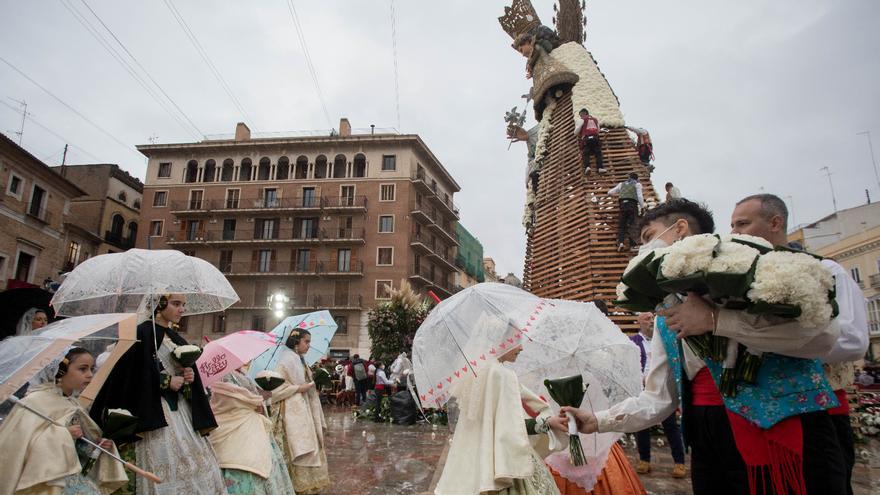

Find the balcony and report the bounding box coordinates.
[410,207,436,226]
[293,294,362,310]
[321,260,364,276]
[870,273,880,289]
[428,221,459,246]
[104,230,135,250]
[170,200,210,215]
[429,250,458,272]
[166,226,324,246]
[323,195,367,212]
[409,263,453,296]
[411,170,435,196]
[320,227,366,244]
[410,231,436,255]
[204,196,322,214]
[429,194,460,219]
[219,260,321,277]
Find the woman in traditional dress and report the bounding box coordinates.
[269,329,330,494]
[435,344,566,495]
[0,347,128,494]
[16,308,49,336]
[208,369,295,494]
[89,294,227,495]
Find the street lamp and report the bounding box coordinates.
[268,291,291,319]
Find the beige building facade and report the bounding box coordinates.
[138,122,461,354]
[0,133,86,289]
[52,164,144,258]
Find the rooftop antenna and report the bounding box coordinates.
[856,130,880,193]
[785,195,796,227]
[148,134,158,144]
[820,166,838,213]
[370,124,375,135]
[7,97,27,145]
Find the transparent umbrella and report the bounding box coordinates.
[50,249,238,321]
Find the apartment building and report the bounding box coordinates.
[137,121,461,354]
[0,133,86,289]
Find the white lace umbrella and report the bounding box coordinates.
[508,298,642,490]
[51,249,239,321]
[412,283,542,408]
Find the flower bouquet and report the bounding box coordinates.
[102,408,138,441]
[614,233,838,397]
[255,370,285,391]
[171,344,202,399]
[544,375,587,466]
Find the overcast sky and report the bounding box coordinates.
[2,1,878,277]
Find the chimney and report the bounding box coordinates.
[339,118,351,137]
[234,122,251,142]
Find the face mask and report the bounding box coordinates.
[638,222,679,253]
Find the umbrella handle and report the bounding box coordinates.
[122,459,162,484]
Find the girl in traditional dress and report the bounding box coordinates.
[89,294,227,495]
[208,369,296,495]
[0,347,128,494]
[436,344,566,495]
[269,329,330,494]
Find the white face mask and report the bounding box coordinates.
[638,222,679,253]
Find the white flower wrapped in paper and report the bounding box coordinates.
[171,344,202,367]
[659,233,718,280]
[255,370,285,391]
[747,251,836,327]
[720,233,773,251]
[705,240,761,299]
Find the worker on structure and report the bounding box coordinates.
[626,126,654,172]
[575,108,606,175]
[608,172,645,251]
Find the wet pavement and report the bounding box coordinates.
[322,407,880,494]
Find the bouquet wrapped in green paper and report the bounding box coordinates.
[544,375,587,466]
[171,344,202,399]
[102,408,138,441]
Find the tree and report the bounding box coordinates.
[367,280,431,365]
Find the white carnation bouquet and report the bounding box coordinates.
[614,233,839,396]
[171,343,202,399]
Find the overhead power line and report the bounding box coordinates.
[0,56,138,157]
[285,0,332,128]
[389,0,401,130]
[73,0,204,139]
[162,0,258,130]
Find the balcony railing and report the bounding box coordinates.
[870,273,880,289]
[166,225,337,244]
[323,195,367,209]
[321,259,364,275]
[218,259,363,276]
[321,227,366,242]
[104,230,135,249]
[171,196,369,215]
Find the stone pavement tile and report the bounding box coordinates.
[321,409,880,494]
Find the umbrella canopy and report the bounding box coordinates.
[0,288,56,340]
[412,283,541,408]
[50,249,238,320]
[248,310,338,375]
[508,298,642,489]
[0,313,138,409]
[195,331,278,388]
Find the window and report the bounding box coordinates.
[189,190,203,210]
[225,189,240,209]
[117,191,127,202]
[338,216,353,238]
[185,161,198,183]
[127,222,138,245]
[6,173,24,200]
[239,159,252,182]
[314,155,327,179]
[334,280,350,306]
[333,154,347,178]
[14,251,35,282]
[29,185,46,218]
[353,154,366,177]
[295,218,317,239]
[380,184,396,202]
[109,214,125,240]
[158,162,172,178]
[263,188,278,208]
[302,187,316,207]
[337,249,351,272]
[255,218,278,240]
[254,280,268,304]
[295,249,311,272]
[203,160,216,183]
[66,241,81,266]
[185,220,203,241]
[381,155,396,171]
[153,191,167,207]
[377,247,393,266]
[219,250,233,272]
[375,280,392,300]
[221,159,234,181]
[214,313,227,334]
[222,219,236,240]
[295,156,308,179]
[333,314,348,335]
[257,249,273,272]
[340,185,355,206]
[851,267,861,284]
[149,220,163,236]
[258,157,271,181]
[379,215,394,233]
[251,315,266,332]
[276,157,290,180]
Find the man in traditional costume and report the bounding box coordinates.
[0,348,128,494]
[270,329,330,494]
[731,193,868,494]
[562,199,848,495]
[89,294,227,495]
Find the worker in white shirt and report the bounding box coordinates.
[608,172,645,252]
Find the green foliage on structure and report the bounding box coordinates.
[367,282,430,365]
[455,223,485,283]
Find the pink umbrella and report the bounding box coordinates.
[196,330,278,387]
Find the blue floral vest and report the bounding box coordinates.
[657,316,837,429]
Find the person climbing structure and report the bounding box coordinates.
[608,172,645,251]
[575,108,606,175]
[626,126,654,172]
